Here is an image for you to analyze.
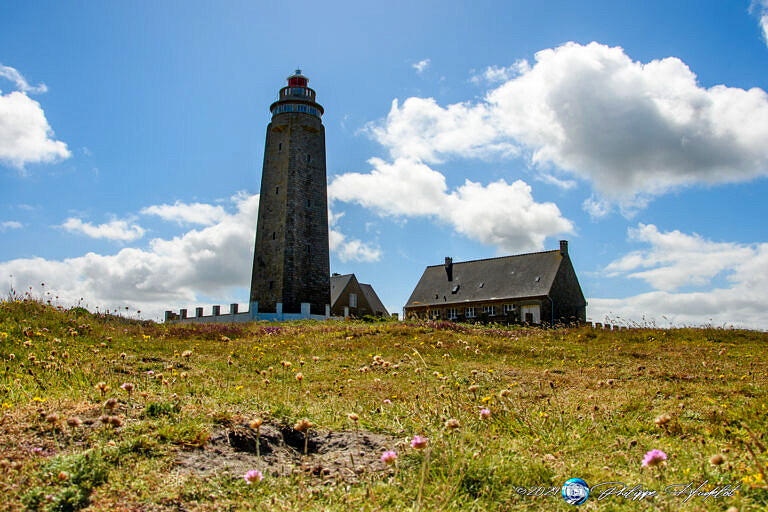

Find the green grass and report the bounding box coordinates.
[0,297,766,510]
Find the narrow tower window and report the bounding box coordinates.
[306,154,311,163]
[278,142,282,152]
[275,186,279,194]
[272,232,276,240]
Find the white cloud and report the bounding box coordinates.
[752,1,768,46]
[60,217,146,242]
[413,59,431,73]
[329,157,572,253]
[141,201,229,226]
[582,196,612,219]
[537,173,577,190]
[329,229,382,263]
[0,90,71,170]
[368,42,768,209]
[470,62,529,85]
[590,224,768,329]
[0,220,22,231]
[0,64,47,94]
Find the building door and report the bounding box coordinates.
[520,304,540,324]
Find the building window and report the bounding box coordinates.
[278,142,282,152]
[306,244,311,255]
[483,305,496,316]
[430,310,441,320]
[349,293,357,308]
[275,186,279,194]
[465,307,475,318]
[306,154,311,163]
[272,232,276,240]
[446,308,457,320]
[503,304,515,314]
[269,281,274,290]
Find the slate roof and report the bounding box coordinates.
[330,274,354,305]
[359,283,389,316]
[405,250,564,308]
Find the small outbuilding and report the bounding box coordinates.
[330,273,389,318]
[404,240,586,325]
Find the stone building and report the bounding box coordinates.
[330,273,389,318]
[404,240,586,325]
[249,70,330,315]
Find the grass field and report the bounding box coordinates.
[1,296,766,511]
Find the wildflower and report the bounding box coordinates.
[445,418,460,430]
[181,350,193,358]
[383,399,392,405]
[654,414,672,427]
[250,418,263,429]
[57,471,68,481]
[480,408,491,420]
[32,447,43,455]
[709,454,725,466]
[8,353,14,360]
[468,384,479,393]
[120,382,134,397]
[348,413,359,422]
[294,418,312,432]
[96,382,109,395]
[312,356,319,361]
[66,417,83,429]
[104,398,118,411]
[641,449,668,468]
[381,450,397,465]
[108,416,123,428]
[296,373,304,382]
[410,435,429,450]
[146,370,154,376]
[45,414,59,426]
[499,389,511,398]
[120,353,127,359]
[243,469,263,484]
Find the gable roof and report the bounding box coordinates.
[330,273,354,306]
[359,283,389,316]
[405,250,564,308]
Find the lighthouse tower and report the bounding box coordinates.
[249,70,330,315]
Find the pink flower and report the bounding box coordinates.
[243,469,263,484]
[642,449,668,468]
[480,408,491,420]
[381,450,397,465]
[410,435,429,450]
[383,399,391,405]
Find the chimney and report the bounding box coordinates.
[445,257,453,281]
[559,240,568,256]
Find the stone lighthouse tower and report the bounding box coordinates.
[249,70,330,315]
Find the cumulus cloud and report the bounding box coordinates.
[0,192,381,317]
[329,157,572,253]
[589,224,768,329]
[0,65,70,170]
[60,217,146,242]
[470,62,529,84]
[412,59,430,73]
[367,42,768,209]
[141,201,229,225]
[0,220,22,231]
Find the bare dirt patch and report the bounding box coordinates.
[174,422,399,482]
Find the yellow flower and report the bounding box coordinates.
[32,396,46,402]
[235,385,243,391]
[1,402,12,409]
[481,396,492,403]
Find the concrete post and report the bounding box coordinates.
[164,311,172,322]
[195,307,204,318]
[276,302,283,321]
[249,301,258,320]
[301,302,310,318]
[325,304,330,319]
[180,309,187,319]
[344,306,349,319]
[230,303,239,314]
[212,305,221,316]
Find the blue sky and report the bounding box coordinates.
[1,1,767,328]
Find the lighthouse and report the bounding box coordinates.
[249,70,330,315]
